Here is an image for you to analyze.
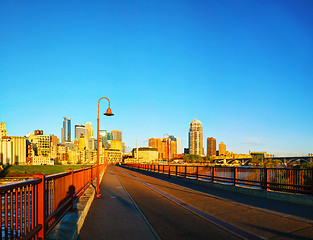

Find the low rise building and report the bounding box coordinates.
[0,136,26,165]
[132,147,158,163]
[33,156,54,165]
[105,149,122,164]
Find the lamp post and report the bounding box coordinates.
[96,97,114,198]
[164,134,171,177]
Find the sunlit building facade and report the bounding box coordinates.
[188,120,204,156]
[105,149,122,164]
[111,130,122,141]
[219,142,226,156]
[0,122,7,138]
[75,125,86,139]
[132,147,158,163]
[85,122,94,139]
[207,137,216,156]
[61,117,71,143]
[148,138,177,160]
[0,136,26,165]
[28,131,51,157]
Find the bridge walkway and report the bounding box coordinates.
[79,165,313,240]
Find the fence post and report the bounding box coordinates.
[67,169,74,211]
[81,167,86,196]
[212,166,215,182]
[33,173,45,239]
[311,168,313,196]
[158,164,159,173]
[67,169,73,186]
[176,165,178,176]
[196,166,198,180]
[184,166,187,178]
[263,167,269,190]
[233,166,237,186]
[168,164,171,178]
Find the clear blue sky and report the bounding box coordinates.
[1,0,312,156]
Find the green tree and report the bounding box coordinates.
[182,154,203,163]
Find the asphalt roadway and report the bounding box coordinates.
[79,165,313,240]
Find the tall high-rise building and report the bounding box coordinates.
[188,120,204,155]
[62,117,71,143]
[169,135,181,154]
[176,138,181,154]
[85,122,94,139]
[0,122,7,138]
[86,137,95,151]
[207,137,216,156]
[99,130,108,147]
[107,132,113,140]
[75,125,86,139]
[219,142,226,156]
[111,130,122,141]
[61,128,64,144]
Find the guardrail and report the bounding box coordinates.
[124,164,313,195]
[0,164,106,239]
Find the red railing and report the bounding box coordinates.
[125,164,313,195]
[0,164,106,239]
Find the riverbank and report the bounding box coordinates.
[0,165,93,178]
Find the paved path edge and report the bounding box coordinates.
[47,173,104,240]
[123,166,313,207]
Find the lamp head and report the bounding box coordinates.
[104,107,114,116]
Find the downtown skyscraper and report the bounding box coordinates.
[207,137,216,156]
[75,125,86,139]
[111,130,122,141]
[85,122,94,139]
[188,120,204,156]
[61,117,71,143]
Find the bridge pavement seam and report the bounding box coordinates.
[122,166,313,225]
[113,168,161,240]
[115,167,265,240]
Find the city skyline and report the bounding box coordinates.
[1,1,313,156]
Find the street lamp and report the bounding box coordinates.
[164,134,171,177]
[96,97,114,198]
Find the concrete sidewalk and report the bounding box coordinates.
[78,166,158,240]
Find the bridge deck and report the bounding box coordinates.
[79,165,313,240]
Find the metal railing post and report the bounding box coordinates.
[67,169,74,211]
[233,166,237,186]
[81,167,86,196]
[175,165,178,176]
[311,168,313,196]
[184,166,187,178]
[212,166,215,182]
[33,173,45,239]
[196,166,199,180]
[67,169,73,185]
[263,167,269,190]
[168,164,171,178]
